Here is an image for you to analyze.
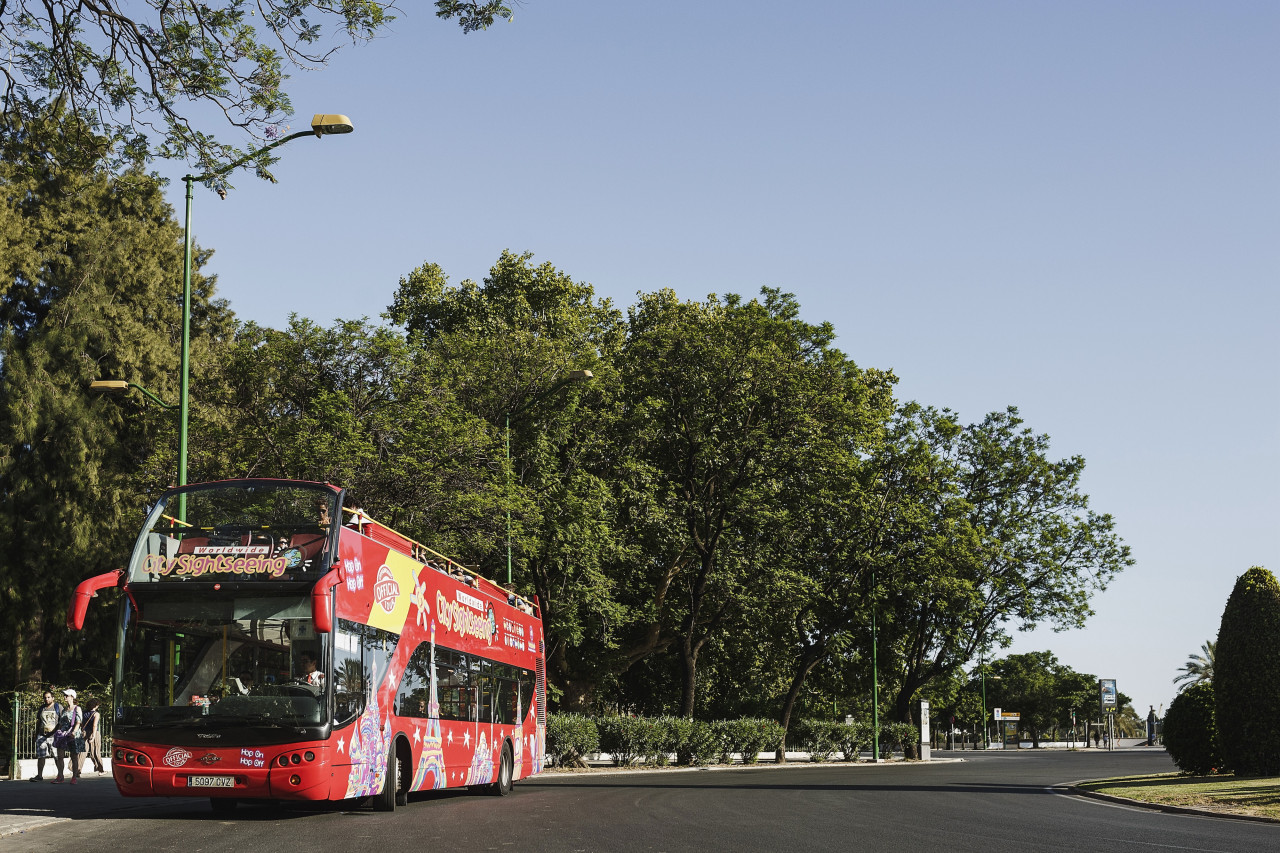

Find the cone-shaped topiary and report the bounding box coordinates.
[1214,566,1280,775]
[1163,681,1219,774]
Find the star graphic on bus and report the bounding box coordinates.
[447,729,454,745]
[463,729,471,747]
[336,736,345,754]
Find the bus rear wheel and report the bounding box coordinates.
[489,744,514,796]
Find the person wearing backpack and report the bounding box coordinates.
[83,698,105,774]
[51,689,85,784]
[31,690,62,781]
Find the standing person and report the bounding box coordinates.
[30,690,62,781]
[52,689,85,784]
[83,698,105,774]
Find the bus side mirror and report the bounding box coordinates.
[312,567,343,633]
[67,570,122,630]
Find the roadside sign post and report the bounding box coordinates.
[920,701,931,761]
[1099,679,1118,752]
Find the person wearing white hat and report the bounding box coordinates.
[52,689,85,784]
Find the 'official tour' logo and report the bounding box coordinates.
[374,564,400,613]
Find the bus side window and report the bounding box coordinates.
[333,620,367,726]
[398,642,431,717]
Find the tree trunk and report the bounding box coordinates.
[679,636,698,718]
[776,646,824,762]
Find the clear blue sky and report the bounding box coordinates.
[153,1,1278,720]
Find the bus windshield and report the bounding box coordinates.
[117,591,329,730]
[127,481,339,584]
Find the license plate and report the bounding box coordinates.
[189,775,235,788]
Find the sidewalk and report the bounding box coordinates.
[1,761,139,837]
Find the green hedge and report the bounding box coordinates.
[546,714,892,766]
[1215,566,1280,776]
[545,713,599,767]
[1164,681,1219,775]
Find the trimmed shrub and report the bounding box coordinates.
[834,720,870,761]
[1215,566,1280,776]
[680,719,720,766]
[794,719,839,762]
[714,718,785,764]
[1163,681,1219,775]
[596,715,653,766]
[545,713,599,767]
[879,722,919,759]
[644,716,681,765]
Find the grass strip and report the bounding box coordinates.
[1076,773,1280,820]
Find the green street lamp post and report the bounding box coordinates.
[89,380,177,410]
[179,114,354,497]
[980,649,988,749]
[871,568,880,762]
[505,369,594,585]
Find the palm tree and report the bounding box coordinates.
[1173,640,1215,691]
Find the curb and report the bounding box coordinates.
[538,757,967,777]
[1062,784,1280,825]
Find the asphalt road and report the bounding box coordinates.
[2,750,1276,852]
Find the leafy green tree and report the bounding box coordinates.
[0,111,231,688]
[1174,640,1215,692]
[388,251,630,711]
[1214,566,1280,775]
[1163,681,1219,774]
[0,2,510,176]
[875,405,1132,731]
[613,287,894,717]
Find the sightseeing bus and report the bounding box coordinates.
[67,478,546,812]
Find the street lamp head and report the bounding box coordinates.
[90,380,129,392]
[311,114,354,137]
[567,369,594,381]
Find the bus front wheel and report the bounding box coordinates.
[373,748,397,812]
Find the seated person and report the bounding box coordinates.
[299,651,324,689]
[285,501,332,569]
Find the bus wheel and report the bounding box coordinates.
[489,744,514,796]
[394,744,410,807]
[210,798,237,814]
[373,747,397,812]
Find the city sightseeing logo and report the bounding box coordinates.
[437,589,499,643]
[374,565,400,613]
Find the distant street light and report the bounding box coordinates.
[505,369,595,585]
[179,114,354,496]
[90,379,177,410]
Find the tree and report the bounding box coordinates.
[1214,566,1280,776]
[1163,681,1219,775]
[0,2,511,178]
[612,288,894,717]
[875,406,1132,731]
[388,251,630,711]
[0,111,232,688]
[1173,640,1215,692]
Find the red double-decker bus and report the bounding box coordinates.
[68,478,546,812]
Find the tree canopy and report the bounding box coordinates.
[0,152,1131,732]
[0,1,511,178]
